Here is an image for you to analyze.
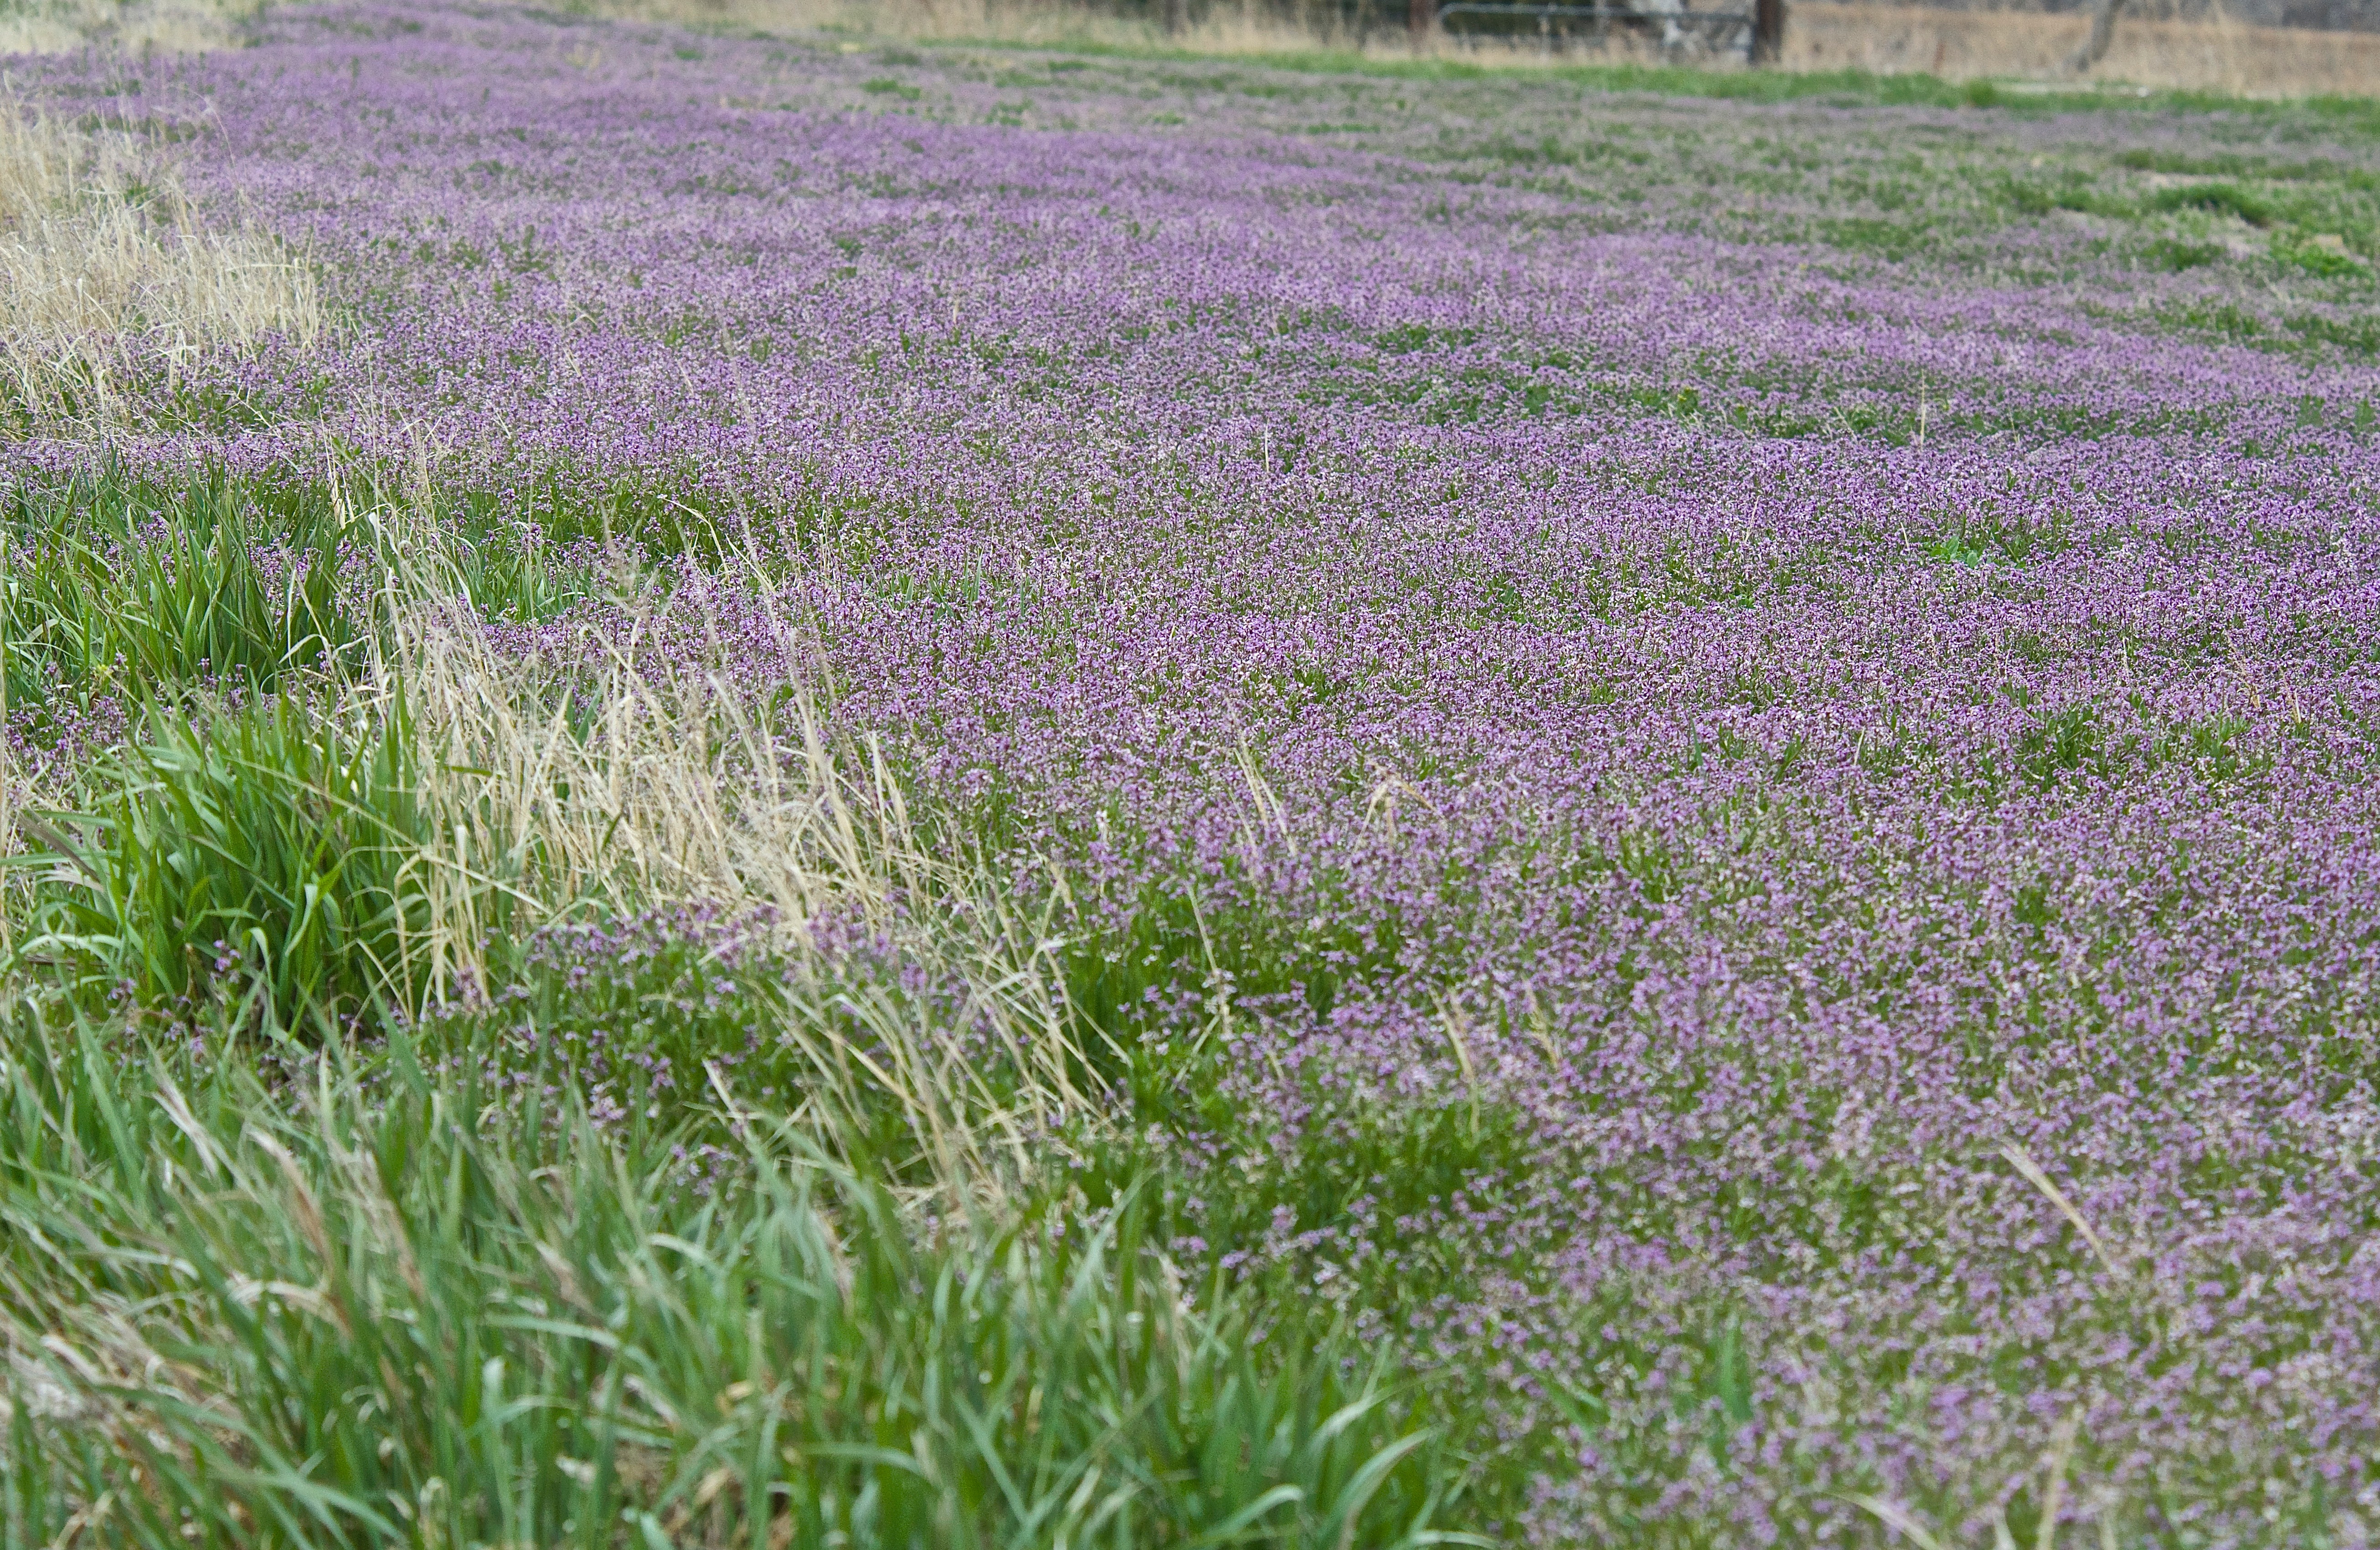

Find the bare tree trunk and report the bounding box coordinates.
[1162,0,1187,34]
[2068,0,2125,72]
[1410,0,1432,43]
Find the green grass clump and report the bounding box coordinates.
[2148,180,2279,228]
[2142,235,2225,272]
[2273,231,2375,278]
[19,695,432,1037]
[0,470,604,742]
[0,475,368,716]
[0,1011,1475,1550]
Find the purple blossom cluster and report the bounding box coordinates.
[8,6,2380,1543]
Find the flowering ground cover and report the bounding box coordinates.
[2,6,2379,1545]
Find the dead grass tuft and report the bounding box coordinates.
[396,609,1093,1200]
[0,102,319,428]
[0,0,251,54]
[362,488,1091,1201]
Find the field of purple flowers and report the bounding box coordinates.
[4,5,2380,1545]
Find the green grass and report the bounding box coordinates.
[0,474,369,714]
[859,30,2380,134]
[15,695,434,1037]
[4,26,2375,1528]
[0,469,622,1039]
[0,471,598,732]
[0,459,1508,1544]
[0,1007,1478,1549]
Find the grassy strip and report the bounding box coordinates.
[800,28,2380,128]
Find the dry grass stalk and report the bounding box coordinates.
[0,101,319,428]
[368,505,1092,1201]
[2001,1141,2120,1277]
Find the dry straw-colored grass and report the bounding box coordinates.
[628,0,2380,97]
[347,476,1094,1199]
[1788,3,2380,95]
[407,625,1093,1196]
[0,0,244,53]
[0,103,319,427]
[4,465,1095,1202]
[8,0,2377,96]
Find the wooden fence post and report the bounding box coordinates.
[1751,0,1784,62]
[1742,0,1780,62]
[2067,0,2124,72]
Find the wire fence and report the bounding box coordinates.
[1435,0,1762,54]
